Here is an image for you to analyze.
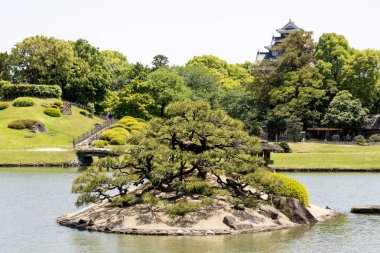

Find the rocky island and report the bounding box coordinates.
[58,100,336,236]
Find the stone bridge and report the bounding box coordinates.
[75,148,119,166]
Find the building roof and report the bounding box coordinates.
[363,115,380,130]
[276,19,301,34]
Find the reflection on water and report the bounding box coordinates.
[0,169,380,253]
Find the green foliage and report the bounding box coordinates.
[1,83,62,98]
[315,33,352,84]
[354,135,367,146]
[181,178,213,195]
[270,173,310,206]
[9,36,75,85]
[100,126,131,144]
[79,110,88,116]
[0,102,9,110]
[165,201,202,217]
[152,54,169,70]
[72,100,264,207]
[251,169,310,206]
[13,97,35,107]
[8,119,41,129]
[142,192,159,208]
[369,134,380,143]
[112,194,137,207]
[340,49,380,110]
[322,90,368,132]
[53,100,63,107]
[278,142,292,153]
[186,55,252,89]
[92,140,108,148]
[43,108,61,117]
[145,67,191,116]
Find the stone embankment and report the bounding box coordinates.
[351,205,380,214]
[58,197,336,236]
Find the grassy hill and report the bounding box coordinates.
[273,142,380,170]
[0,98,103,165]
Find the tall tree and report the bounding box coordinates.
[0,52,11,81]
[101,50,131,90]
[143,67,191,116]
[340,49,380,110]
[315,33,352,85]
[152,54,169,70]
[322,90,368,133]
[8,36,75,84]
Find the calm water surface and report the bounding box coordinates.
[0,168,380,253]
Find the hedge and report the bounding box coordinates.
[0,102,9,110]
[43,108,61,117]
[13,97,35,107]
[1,83,62,98]
[8,119,41,130]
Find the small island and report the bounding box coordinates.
[58,100,335,235]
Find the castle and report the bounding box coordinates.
[256,19,302,63]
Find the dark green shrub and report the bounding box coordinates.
[369,134,380,143]
[1,83,62,98]
[0,102,9,110]
[165,201,201,217]
[92,140,108,148]
[51,105,59,109]
[79,110,87,116]
[354,135,366,146]
[13,97,35,107]
[278,142,291,153]
[43,108,61,117]
[8,119,41,129]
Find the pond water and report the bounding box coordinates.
[0,168,379,253]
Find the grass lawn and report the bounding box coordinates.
[272,142,380,169]
[0,98,103,165]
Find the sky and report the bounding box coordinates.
[1,0,379,66]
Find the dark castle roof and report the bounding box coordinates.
[276,19,301,34]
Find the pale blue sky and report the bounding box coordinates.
[1,0,379,65]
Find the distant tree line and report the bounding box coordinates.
[0,32,379,138]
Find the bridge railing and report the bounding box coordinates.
[73,119,117,146]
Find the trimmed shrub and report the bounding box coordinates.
[354,135,366,146]
[278,142,291,153]
[114,116,147,132]
[252,169,310,206]
[109,136,126,145]
[165,201,201,217]
[369,134,380,143]
[53,100,63,107]
[100,127,130,145]
[92,140,108,148]
[13,97,35,107]
[79,110,88,116]
[43,108,61,117]
[51,105,59,109]
[8,119,41,130]
[270,173,310,206]
[0,102,9,110]
[1,83,62,98]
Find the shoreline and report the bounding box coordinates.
[57,198,337,236]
